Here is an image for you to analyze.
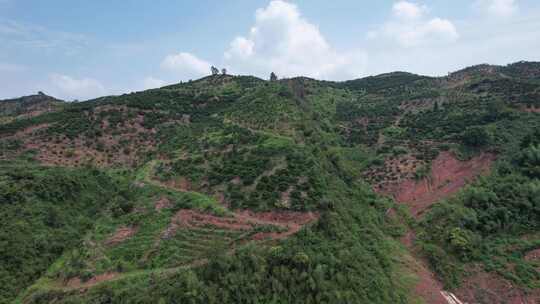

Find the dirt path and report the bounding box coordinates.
[139,159,319,242]
[59,260,208,292]
[104,226,138,246]
[164,209,318,241]
[401,230,462,304]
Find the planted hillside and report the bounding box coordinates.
[1,62,540,304]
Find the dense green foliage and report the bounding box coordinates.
[0,163,130,303]
[22,178,413,304]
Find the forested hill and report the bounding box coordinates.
[1,61,540,304]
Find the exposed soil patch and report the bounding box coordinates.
[164,177,192,192]
[524,248,540,262]
[400,230,416,248]
[105,226,138,246]
[378,151,495,218]
[155,196,172,211]
[17,120,157,168]
[400,230,465,304]
[239,210,319,240]
[163,209,318,241]
[404,254,449,304]
[520,105,540,113]
[14,123,51,137]
[369,154,424,185]
[454,267,540,304]
[171,210,254,232]
[1,107,193,168]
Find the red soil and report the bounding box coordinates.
[379,151,495,218]
[163,209,318,241]
[388,151,496,304]
[163,177,192,192]
[1,106,195,168]
[155,196,172,211]
[238,210,319,240]
[400,230,416,248]
[524,248,540,261]
[400,229,452,304]
[14,123,51,136]
[407,256,449,304]
[105,226,138,246]
[520,105,540,113]
[454,267,540,304]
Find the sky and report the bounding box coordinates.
[1,0,539,100]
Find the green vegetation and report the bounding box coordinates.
[417,128,540,290]
[0,162,131,303]
[1,62,540,303]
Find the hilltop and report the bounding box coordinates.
[1,61,540,304]
[0,93,64,124]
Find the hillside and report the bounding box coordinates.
[1,61,540,304]
[0,93,64,124]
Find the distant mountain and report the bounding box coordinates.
[1,62,540,304]
[0,92,64,124]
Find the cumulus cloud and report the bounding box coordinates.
[161,52,212,78]
[393,0,428,20]
[475,0,518,18]
[223,0,366,80]
[364,0,540,76]
[142,77,167,90]
[369,1,458,48]
[47,74,106,100]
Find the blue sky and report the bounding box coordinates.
[1,0,539,100]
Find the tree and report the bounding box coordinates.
[520,128,540,148]
[270,72,278,82]
[221,68,227,75]
[462,126,490,147]
[211,66,219,75]
[449,227,474,260]
[518,145,540,178]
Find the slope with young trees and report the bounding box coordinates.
[0,61,539,304]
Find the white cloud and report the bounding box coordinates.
[161,52,211,78]
[475,0,518,18]
[142,76,167,90]
[392,1,428,20]
[224,37,254,59]
[369,1,458,48]
[47,74,106,100]
[364,1,540,77]
[223,0,366,80]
